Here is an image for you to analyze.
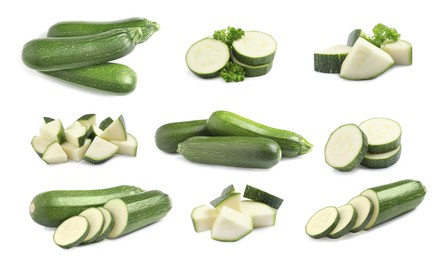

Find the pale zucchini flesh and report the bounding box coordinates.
[79,207,105,244]
[53,215,89,249]
[61,138,92,162]
[241,200,276,228]
[327,205,357,239]
[305,206,340,239]
[347,195,374,232]
[210,192,242,212]
[42,141,68,164]
[186,38,230,78]
[64,124,88,147]
[211,206,253,242]
[100,115,127,141]
[83,136,119,164]
[39,119,65,143]
[191,205,219,232]
[359,117,401,154]
[110,133,138,156]
[232,31,277,66]
[95,207,115,242]
[31,136,52,157]
[381,40,412,65]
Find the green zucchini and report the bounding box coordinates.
[155,119,211,153]
[381,40,412,65]
[191,205,218,232]
[22,28,142,71]
[232,31,277,66]
[243,185,283,209]
[99,117,114,130]
[31,135,52,157]
[95,207,115,242]
[42,63,137,94]
[347,29,367,46]
[211,206,253,242]
[347,195,374,232]
[361,145,401,169]
[177,136,282,169]
[186,38,230,78]
[305,206,340,239]
[104,190,172,238]
[83,136,119,164]
[359,117,402,154]
[42,141,68,164]
[47,17,160,44]
[53,216,89,249]
[210,192,242,212]
[327,205,357,239]
[221,184,236,195]
[314,45,351,73]
[39,119,65,144]
[78,207,105,244]
[231,54,273,77]
[206,110,312,158]
[29,185,144,227]
[360,179,426,230]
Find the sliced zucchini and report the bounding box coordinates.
[314,45,352,73]
[211,206,253,242]
[99,117,113,130]
[31,135,52,157]
[325,124,368,172]
[110,133,138,156]
[231,53,273,77]
[100,115,127,141]
[347,195,374,232]
[79,207,105,244]
[64,123,88,147]
[186,38,230,78]
[327,205,357,239]
[83,137,119,164]
[381,40,412,65]
[39,119,65,143]
[191,205,218,232]
[241,200,276,228]
[359,117,401,154]
[340,37,394,80]
[42,141,68,164]
[94,207,115,242]
[53,215,89,249]
[361,145,401,169]
[221,184,236,195]
[61,139,92,162]
[347,29,367,46]
[210,192,242,212]
[243,185,283,209]
[305,206,340,239]
[232,31,277,66]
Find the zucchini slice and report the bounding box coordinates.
[31,136,52,157]
[185,38,230,78]
[325,124,368,172]
[241,200,277,228]
[211,206,253,242]
[61,138,92,162]
[243,185,283,209]
[210,192,242,212]
[79,207,105,244]
[381,40,412,65]
[359,117,401,154]
[232,31,277,66]
[340,37,394,80]
[110,133,138,156]
[83,137,119,164]
[42,141,68,164]
[191,205,218,232]
[305,206,340,239]
[361,145,401,169]
[327,205,357,239]
[94,207,115,242]
[314,45,352,73]
[76,114,97,129]
[53,215,89,249]
[231,54,273,77]
[39,119,65,143]
[347,195,374,232]
[100,115,127,141]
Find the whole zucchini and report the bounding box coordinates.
[177,136,282,169]
[42,63,137,94]
[47,17,160,44]
[30,185,144,227]
[22,28,142,71]
[206,110,313,158]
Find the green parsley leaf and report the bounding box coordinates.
[213,26,245,47]
[220,61,245,82]
[369,23,401,47]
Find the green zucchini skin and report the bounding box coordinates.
[22,28,142,71]
[42,63,137,94]
[47,18,160,44]
[177,136,281,169]
[314,53,348,73]
[29,185,144,227]
[361,179,426,230]
[243,185,284,209]
[206,110,312,158]
[155,119,211,153]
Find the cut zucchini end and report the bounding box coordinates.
[53,216,89,249]
[211,207,253,242]
[186,38,230,78]
[359,189,380,230]
[299,138,314,155]
[104,198,129,239]
[305,206,340,239]
[327,205,357,239]
[347,195,374,233]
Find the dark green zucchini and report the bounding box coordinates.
[177,136,281,169]
[42,63,137,94]
[243,185,284,209]
[22,28,142,71]
[47,17,160,43]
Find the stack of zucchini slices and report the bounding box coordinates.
[325,117,402,172]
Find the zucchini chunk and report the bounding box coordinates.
[42,141,68,164]
[83,137,119,164]
[191,205,218,232]
[381,40,412,65]
[241,201,277,228]
[211,206,253,242]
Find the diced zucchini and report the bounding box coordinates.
[221,184,236,195]
[83,137,119,164]
[210,192,242,212]
[359,117,401,153]
[94,207,115,242]
[314,45,352,73]
[191,205,218,232]
[79,207,105,244]
[53,215,89,249]
[61,139,92,162]
[347,195,374,232]
[241,200,276,228]
[110,133,138,156]
[76,114,97,128]
[361,145,401,169]
[43,117,55,124]
[186,38,230,78]
[305,206,340,239]
[99,117,113,130]
[243,185,283,209]
[31,136,52,157]
[88,125,103,140]
[381,40,412,65]
[42,141,68,164]
[327,205,357,239]
[100,115,127,141]
[232,31,277,66]
[346,29,367,46]
[231,53,273,77]
[65,123,88,147]
[39,119,65,143]
[211,206,253,242]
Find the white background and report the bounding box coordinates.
[1,0,439,258]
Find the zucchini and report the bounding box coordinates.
[39,119,65,144]
[325,124,368,172]
[22,28,142,71]
[29,185,144,227]
[53,216,89,249]
[177,136,281,169]
[83,136,119,164]
[186,38,230,78]
[243,185,283,209]
[104,190,172,238]
[210,192,242,212]
[99,117,113,130]
[111,133,138,156]
[31,135,52,157]
[232,31,277,66]
[241,201,276,228]
[47,17,160,44]
[61,138,92,162]
[221,184,236,195]
[340,37,394,80]
[191,205,218,232]
[360,179,426,230]
[347,195,374,232]
[327,205,357,239]
[100,115,127,141]
[42,63,137,94]
[361,145,402,169]
[231,53,273,77]
[76,114,96,129]
[381,40,412,65]
[64,123,88,147]
[347,29,367,46]
[78,207,105,244]
[314,45,351,73]
[155,119,211,153]
[359,117,401,153]
[42,141,68,164]
[43,117,55,123]
[206,110,312,158]
[89,125,103,140]
[95,207,115,242]
[211,206,253,242]
[305,206,340,239]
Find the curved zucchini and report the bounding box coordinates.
[29,185,144,227]
[47,17,159,43]
[42,63,137,94]
[22,28,142,71]
[177,136,281,169]
[206,110,312,158]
